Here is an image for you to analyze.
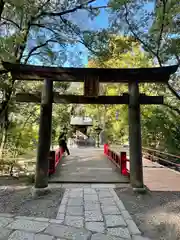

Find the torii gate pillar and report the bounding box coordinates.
[128,81,145,191]
[32,79,53,197]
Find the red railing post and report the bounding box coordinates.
[48,150,55,175]
[104,145,130,177]
[104,144,106,154]
[120,151,128,176]
[104,143,109,155]
[48,146,65,175]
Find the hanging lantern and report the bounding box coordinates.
[94,123,102,148]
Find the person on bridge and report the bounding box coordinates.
[58,132,70,156]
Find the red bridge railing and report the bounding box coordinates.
[104,144,130,177]
[104,144,180,176]
[48,147,64,175]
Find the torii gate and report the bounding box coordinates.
[1,61,178,195]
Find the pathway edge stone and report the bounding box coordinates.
[109,188,143,238]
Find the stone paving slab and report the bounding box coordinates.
[107,227,131,239]
[7,219,49,233]
[0,228,13,240]
[45,224,91,239]
[84,194,98,201]
[8,230,35,240]
[100,197,116,205]
[84,188,97,194]
[0,186,150,239]
[84,203,101,211]
[65,216,84,228]
[101,205,121,215]
[66,206,84,216]
[8,231,54,240]
[85,222,105,233]
[91,233,123,240]
[85,199,99,205]
[105,215,127,227]
[68,198,84,206]
[0,217,14,228]
[85,211,103,222]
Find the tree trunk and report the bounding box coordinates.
[0,0,5,20]
[0,125,7,159]
[0,105,9,159]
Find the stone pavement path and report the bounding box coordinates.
[49,148,129,183]
[0,185,150,240]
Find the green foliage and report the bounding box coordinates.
[109,0,180,66]
[85,35,180,154]
[141,105,180,154]
[0,0,102,164]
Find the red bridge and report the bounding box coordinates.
[48,145,180,192]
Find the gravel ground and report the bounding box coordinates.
[115,187,180,240]
[0,184,64,218]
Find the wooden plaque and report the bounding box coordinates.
[84,76,99,97]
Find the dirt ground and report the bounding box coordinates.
[0,176,33,186]
[0,177,64,218]
[115,187,180,240]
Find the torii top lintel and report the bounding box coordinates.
[1,61,178,83]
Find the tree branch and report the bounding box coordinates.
[167,82,180,100]
[0,0,5,21]
[22,51,42,61]
[36,0,96,18]
[90,5,110,10]
[124,3,162,66]
[23,39,58,64]
[156,0,167,57]
[31,23,59,36]
[59,15,98,55]
[1,17,20,29]
[123,3,180,101]
[175,54,180,66]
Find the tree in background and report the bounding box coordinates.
[0,0,102,157]
[108,0,179,99]
[85,35,180,154]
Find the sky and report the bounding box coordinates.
[70,0,109,31]
[63,0,109,67]
[63,0,155,67]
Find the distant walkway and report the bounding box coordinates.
[143,158,180,191]
[49,148,129,183]
[110,145,180,191]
